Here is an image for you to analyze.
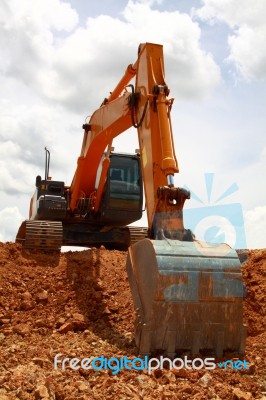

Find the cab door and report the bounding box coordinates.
[101,153,143,225]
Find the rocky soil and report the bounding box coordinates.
[0,242,265,399]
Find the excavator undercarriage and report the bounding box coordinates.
[16,219,148,251]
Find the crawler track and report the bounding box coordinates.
[25,220,63,252]
[128,226,148,245]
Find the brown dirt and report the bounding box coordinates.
[0,242,265,400]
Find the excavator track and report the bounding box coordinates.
[25,221,63,252]
[129,226,148,245]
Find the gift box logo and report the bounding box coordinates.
[183,173,246,249]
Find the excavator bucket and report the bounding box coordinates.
[126,238,246,357]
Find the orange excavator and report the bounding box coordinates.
[16,43,246,357]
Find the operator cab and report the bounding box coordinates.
[100,153,143,225]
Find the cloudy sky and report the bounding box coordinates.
[0,0,265,249]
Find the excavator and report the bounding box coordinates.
[16,43,246,357]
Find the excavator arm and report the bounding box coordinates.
[70,43,190,239]
[69,91,132,212]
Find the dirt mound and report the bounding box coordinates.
[0,242,265,399]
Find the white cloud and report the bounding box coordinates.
[0,98,81,195]
[244,206,266,249]
[194,0,266,28]
[1,0,78,32]
[122,1,221,98]
[236,146,266,211]
[0,207,24,242]
[194,0,266,80]
[228,25,266,80]
[1,0,221,113]
[0,0,78,85]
